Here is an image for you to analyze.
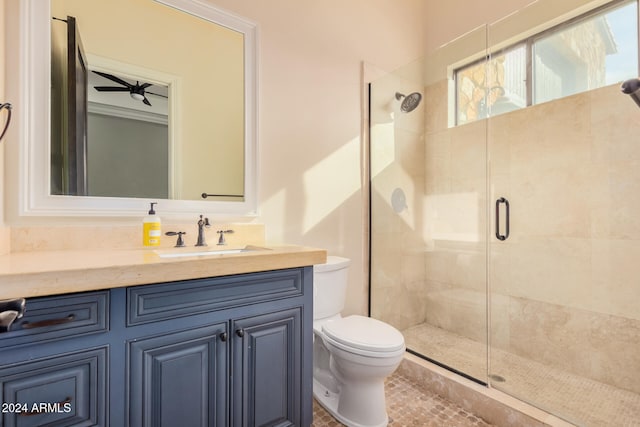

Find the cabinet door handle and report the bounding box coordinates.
[219,332,228,342]
[21,314,76,329]
[495,197,510,241]
[235,328,245,338]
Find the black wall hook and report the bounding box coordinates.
[0,103,12,143]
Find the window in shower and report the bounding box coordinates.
[455,0,638,125]
[456,45,527,125]
[533,0,638,103]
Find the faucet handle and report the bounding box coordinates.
[199,215,210,227]
[165,231,186,247]
[216,229,234,246]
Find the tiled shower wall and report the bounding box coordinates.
[489,83,640,394]
[370,59,428,332]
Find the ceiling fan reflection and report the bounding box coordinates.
[92,71,167,106]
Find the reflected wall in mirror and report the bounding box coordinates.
[87,70,170,199]
[51,0,245,202]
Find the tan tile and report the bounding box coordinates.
[311,370,495,427]
[403,323,640,426]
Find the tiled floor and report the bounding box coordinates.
[403,323,640,427]
[311,370,495,427]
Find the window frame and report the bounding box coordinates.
[453,0,638,126]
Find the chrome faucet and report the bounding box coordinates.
[195,215,210,246]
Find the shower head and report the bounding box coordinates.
[395,92,422,113]
[621,78,640,108]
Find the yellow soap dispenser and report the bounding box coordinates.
[143,202,161,247]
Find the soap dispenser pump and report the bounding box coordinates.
[143,202,161,247]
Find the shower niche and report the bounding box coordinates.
[369,1,640,425]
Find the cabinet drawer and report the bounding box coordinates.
[0,291,109,349]
[128,268,304,326]
[0,347,108,427]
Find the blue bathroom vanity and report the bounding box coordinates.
[0,247,323,427]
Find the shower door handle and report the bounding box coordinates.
[495,197,510,241]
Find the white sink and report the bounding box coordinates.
[154,245,267,258]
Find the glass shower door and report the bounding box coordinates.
[487,1,640,425]
[369,26,490,384]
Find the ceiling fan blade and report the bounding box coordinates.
[146,91,168,98]
[143,97,152,106]
[94,86,130,92]
[139,82,153,90]
[92,71,132,88]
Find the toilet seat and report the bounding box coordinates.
[322,315,405,357]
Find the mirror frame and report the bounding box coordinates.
[9,0,258,219]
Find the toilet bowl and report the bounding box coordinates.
[313,256,405,427]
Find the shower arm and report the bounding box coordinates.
[621,78,640,108]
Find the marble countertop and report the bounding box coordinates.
[0,245,327,300]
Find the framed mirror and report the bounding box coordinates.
[9,0,258,219]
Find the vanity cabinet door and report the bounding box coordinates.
[231,307,302,427]
[127,323,228,427]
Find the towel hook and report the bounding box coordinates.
[0,103,12,143]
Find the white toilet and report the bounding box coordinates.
[313,256,405,427]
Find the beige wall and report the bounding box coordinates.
[424,0,533,54]
[199,0,426,315]
[423,0,615,55]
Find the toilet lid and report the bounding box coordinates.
[322,315,405,353]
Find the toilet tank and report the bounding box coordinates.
[313,256,351,321]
